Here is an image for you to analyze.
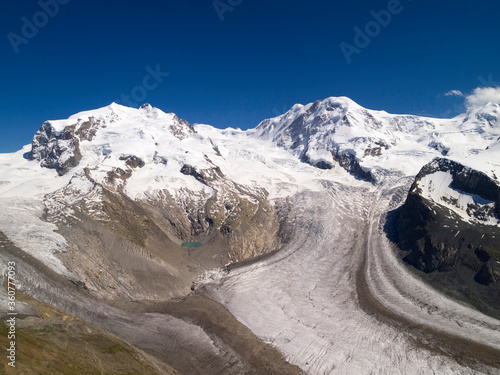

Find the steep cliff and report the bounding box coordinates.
[395,158,500,316]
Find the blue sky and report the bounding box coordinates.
[1,0,499,152]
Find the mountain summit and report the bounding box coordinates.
[253,96,500,180]
[25,97,500,182]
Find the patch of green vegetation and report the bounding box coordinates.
[0,290,175,374]
[0,320,165,375]
[102,343,132,355]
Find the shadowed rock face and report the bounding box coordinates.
[393,158,500,317]
[332,150,374,181]
[180,164,208,186]
[414,158,500,217]
[301,150,374,180]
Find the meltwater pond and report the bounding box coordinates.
[182,242,203,248]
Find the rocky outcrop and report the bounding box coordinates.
[169,114,196,140]
[180,164,209,186]
[29,115,110,176]
[159,165,282,260]
[413,158,500,217]
[227,196,281,261]
[300,153,333,170]
[106,167,132,185]
[301,149,373,180]
[332,150,373,181]
[393,158,500,317]
[29,122,82,176]
[75,116,104,141]
[119,154,145,169]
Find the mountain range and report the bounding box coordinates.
[0,96,499,374]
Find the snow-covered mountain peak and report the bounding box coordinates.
[46,102,188,133]
[250,95,500,180]
[254,96,373,139]
[13,95,500,188]
[139,102,153,110]
[138,102,175,121]
[460,101,500,129]
[253,96,429,177]
[28,103,197,176]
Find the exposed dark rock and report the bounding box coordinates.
[332,150,373,181]
[169,115,196,140]
[180,164,208,186]
[391,157,500,317]
[314,160,333,170]
[414,158,500,217]
[119,155,145,168]
[153,152,168,165]
[300,148,373,180]
[300,154,333,170]
[29,122,82,176]
[364,147,383,157]
[475,247,491,262]
[209,138,222,157]
[28,116,108,176]
[475,263,497,286]
[76,116,103,141]
[428,141,450,156]
[106,167,132,184]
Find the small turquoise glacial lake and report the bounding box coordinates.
[181,242,203,248]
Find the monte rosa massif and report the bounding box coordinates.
[0,96,499,374]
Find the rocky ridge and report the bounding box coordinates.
[394,158,500,316]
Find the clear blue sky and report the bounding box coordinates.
[1,0,499,152]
